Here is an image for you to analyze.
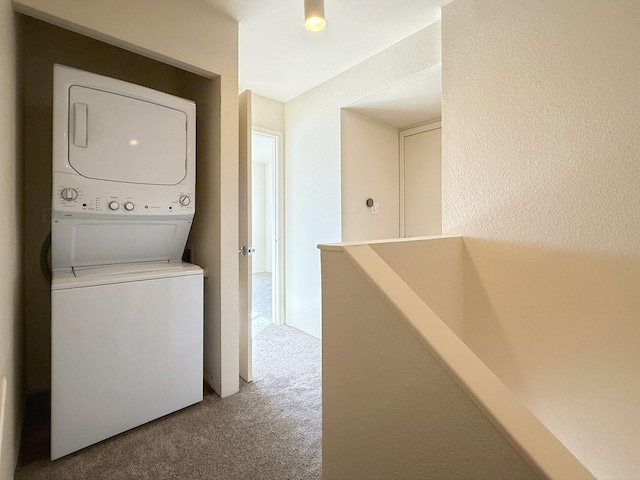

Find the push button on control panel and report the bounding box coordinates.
[108,201,120,211]
[124,202,135,211]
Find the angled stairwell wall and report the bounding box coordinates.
[320,238,593,480]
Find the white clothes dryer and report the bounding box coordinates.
[50,64,197,270]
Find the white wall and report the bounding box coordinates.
[250,95,281,320]
[251,163,267,273]
[265,165,273,273]
[442,0,640,477]
[252,95,281,275]
[251,162,274,274]
[0,2,21,477]
[252,93,284,133]
[285,23,441,338]
[340,109,399,242]
[14,0,241,397]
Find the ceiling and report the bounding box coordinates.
[347,64,442,129]
[201,0,451,103]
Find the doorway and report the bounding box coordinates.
[251,129,284,336]
[399,121,442,237]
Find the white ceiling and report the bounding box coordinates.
[347,64,442,129]
[201,0,451,103]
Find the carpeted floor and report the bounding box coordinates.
[252,272,272,320]
[252,272,273,337]
[15,324,322,479]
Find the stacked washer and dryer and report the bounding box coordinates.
[50,65,204,460]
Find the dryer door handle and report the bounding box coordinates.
[73,102,88,148]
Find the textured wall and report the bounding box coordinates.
[285,23,441,338]
[442,0,640,256]
[0,2,21,477]
[442,0,640,477]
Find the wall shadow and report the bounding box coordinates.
[462,237,640,477]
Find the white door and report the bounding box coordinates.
[400,123,442,237]
[239,90,253,382]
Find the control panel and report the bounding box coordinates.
[52,174,195,219]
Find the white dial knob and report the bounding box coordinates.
[61,188,78,201]
[179,195,191,206]
[124,202,135,211]
[108,201,120,211]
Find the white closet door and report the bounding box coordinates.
[402,126,442,237]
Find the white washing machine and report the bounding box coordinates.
[51,262,202,460]
[50,65,203,460]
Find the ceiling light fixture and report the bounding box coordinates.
[304,0,326,31]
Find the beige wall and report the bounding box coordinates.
[13,0,233,78]
[321,239,595,479]
[322,249,539,480]
[14,0,241,398]
[371,237,463,337]
[341,109,399,242]
[401,123,442,237]
[442,0,640,477]
[252,93,284,133]
[0,1,21,477]
[321,246,542,480]
[285,23,441,338]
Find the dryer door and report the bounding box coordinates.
[68,86,187,185]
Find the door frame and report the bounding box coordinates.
[399,120,441,238]
[252,127,285,326]
[239,90,252,383]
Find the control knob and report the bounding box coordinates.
[179,195,191,206]
[124,202,135,211]
[61,188,78,201]
[108,201,120,211]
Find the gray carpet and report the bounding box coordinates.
[16,325,322,479]
[252,272,272,321]
[252,272,272,337]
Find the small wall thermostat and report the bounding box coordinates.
[366,198,374,207]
